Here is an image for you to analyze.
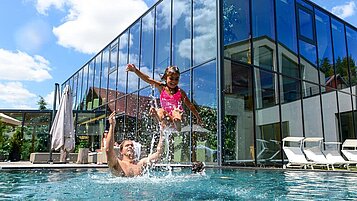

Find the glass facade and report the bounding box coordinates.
[54,0,357,167]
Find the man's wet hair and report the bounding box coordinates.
[192,161,205,173]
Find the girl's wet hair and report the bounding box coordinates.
[161,66,180,80]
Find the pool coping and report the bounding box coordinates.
[2,161,356,174]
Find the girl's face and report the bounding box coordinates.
[166,73,180,88]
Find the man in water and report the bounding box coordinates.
[105,112,164,177]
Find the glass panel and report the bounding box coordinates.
[193,61,217,164]
[93,54,102,109]
[118,32,129,95]
[193,0,216,65]
[155,0,171,78]
[87,61,95,110]
[279,48,299,78]
[276,0,297,53]
[253,45,275,71]
[296,0,313,10]
[128,22,141,93]
[223,0,251,64]
[72,74,78,110]
[280,76,303,138]
[172,0,191,71]
[126,93,138,139]
[299,40,318,85]
[332,18,349,88]
[110,41,118,72]
[252,0,275,40]
[302,80,319,98]
[76,112,105,151]
[346,26,357,89]
[254,69,278,109]
[101,47,110,105]
[280,75,301,103]
[303,83,323,138]
[315,9,334,87]
[255,69,281,165]
[298,8,314,41]
[223,59,254,164]
[223,0,250,46]
[338,91,354,137]
[321,86,339,142]
[80,65,88,110]
[140,10,155,89]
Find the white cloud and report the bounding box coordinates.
[332,1,356,19]
[35,0,149,54]
[0,49,52,82]
[0,82,37,109]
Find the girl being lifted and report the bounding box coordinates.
[126,64,202,132]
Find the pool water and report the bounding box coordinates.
[1,168,357,200]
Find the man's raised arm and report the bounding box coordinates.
[105,112,121,173]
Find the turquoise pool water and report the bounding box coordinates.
[1,168,357,200]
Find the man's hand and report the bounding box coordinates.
[108,112,116,126]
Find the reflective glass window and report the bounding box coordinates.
[193,0,216,65]
[338,91,354,138]
[280,75,301,103]
[255,69,278,109]
[331,18,349,88]
[303,88,323,138]
[155,0,171,78]
[118,32,129,95]
[193,61,217,164]
[299,40,317,82]
[223,0,250,64]
[321,86,339,142]
[80,65,89,110]
[172,0,191,71]
[223,59,254,164]
[93,54,102,108]
[280,51,299,78]
[276,0,297,53]
[87,60,95,110]
[315,9,334,87]
[298,8,314,41]
[101,47,110,104]
[346,26,357,88]
[128,22,141,93]
[140,10,155,89]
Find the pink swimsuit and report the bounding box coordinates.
[160,87,183,115]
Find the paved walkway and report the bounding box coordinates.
[0,161,108,170]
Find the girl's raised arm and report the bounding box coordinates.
[126,64,162,89]
[181,90,203,125]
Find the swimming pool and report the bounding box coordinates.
[1,168,356,200]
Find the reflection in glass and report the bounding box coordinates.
[87,61,95,110]
[118,32,129,94]
[101,47,110,105]
[276,0,297,53]
[321,86,339,142]
[223,59,253,164]
[302,81,319,98]
[128,22,141,93]
[140,10,155,89]
[332,18,349,88]
[338,91,354,138]
[315,9,334,87]
[303,83,323,138]
[93,54,102,108]
[155,0,171,78]
[281,75,300,103]
[193,61,217,164]
[80,65,88,110]
[279,47,299,78]
[193,0,216,65]
[346,26,357,89]
[255,69,278,109]
[298,8,314,41]
[172,0,191,71]
[223,0,250,64]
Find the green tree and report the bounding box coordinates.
[37,96,48,110]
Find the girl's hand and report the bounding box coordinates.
[126,64,137,72]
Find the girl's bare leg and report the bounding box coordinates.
[171,108,183,132]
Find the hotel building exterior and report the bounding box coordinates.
[3,0,355,166]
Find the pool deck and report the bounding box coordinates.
[0,161,108,170]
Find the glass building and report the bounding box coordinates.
[60,0,357,167]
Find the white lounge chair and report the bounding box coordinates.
[324,142,355,170]
[282,137,314,169]
[341,139,357,165]
[302,137,332,170]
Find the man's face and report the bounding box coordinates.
[121,140,135,157]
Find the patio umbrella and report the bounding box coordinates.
[50,85,75,152]
[181,124,210,133]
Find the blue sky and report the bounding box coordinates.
[0,0,356,109]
